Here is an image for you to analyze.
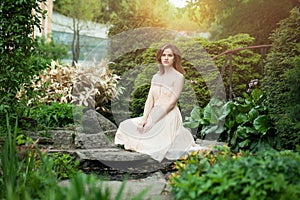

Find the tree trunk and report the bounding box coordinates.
[71,18,80,66]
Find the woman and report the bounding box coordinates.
[115,43,196,162]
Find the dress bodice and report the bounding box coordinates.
[152,83,176,106]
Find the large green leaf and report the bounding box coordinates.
[248,108,259,122]
[201,125,218,135]
[235,113,248,124]
[190,106,201,120]
[183,121,199,129]
[203,104,212,122]
[253,115,271,134]
[236,126,248,139]
[251,89,264,104]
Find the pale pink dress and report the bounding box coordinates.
[115,73,195,162]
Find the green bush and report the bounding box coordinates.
[0,0,47,118]
[29,102,81,128]
[35,36,68,66]
[130,83,151,117]
[51,152,80,180]
[262,7,300,150]
[184,89,279,152]
[170,148,300,200]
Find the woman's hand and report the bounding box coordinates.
[138,118,153,133]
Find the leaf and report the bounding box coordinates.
[248,108,259,122]
[203,104,212,121]
[236,126,248,139]
[236,113,248,124]
[253,115,271,134]
[238,139,251,148]
[183,121,199,129]
[251,89,264,103]
[190,106,201,120]
[201,125,218,135]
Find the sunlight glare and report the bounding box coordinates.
[169,0,187,8]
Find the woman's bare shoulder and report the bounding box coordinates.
[152,73,160,81]
[172,70,184,80]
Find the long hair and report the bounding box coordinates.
[156,43,185,75]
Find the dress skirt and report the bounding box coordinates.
[114,106,195,162]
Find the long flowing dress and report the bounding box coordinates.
[114,73,195,162]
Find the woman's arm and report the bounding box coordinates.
[137,78,155,133]
[141,85,154,123]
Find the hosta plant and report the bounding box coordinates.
[184,89,279,152]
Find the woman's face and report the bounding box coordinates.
[161,48,174,67]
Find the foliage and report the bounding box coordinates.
[29,102,79,128]
[185,0,298,44]
[170,147,300,200]
[72,59,123,112]
[0,114,146,199]
[262,7,300,150]
[51,152,80,179]
[35,37,68,66]
[184,89,279,152]
[224,89,278,152]
[130,84,151,117]
[21,59,122,113]
[184,98,228,139]
[0,114,58,200]
[19,61,77,105]
[101,0,169,36]
[0,0,47,120]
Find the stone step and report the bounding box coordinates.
[48,147,173,174]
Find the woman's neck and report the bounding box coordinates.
[163,65,175,73]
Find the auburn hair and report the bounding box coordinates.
[156,43,185,75]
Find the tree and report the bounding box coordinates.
[101,0,170,36]
[262,7,300,150]
[54,0,99,66]
[185,0,299,44]
[0,0,46,117]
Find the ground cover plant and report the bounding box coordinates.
[170,146,300,200]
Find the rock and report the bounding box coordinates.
[195,139,226,149]
[82,109,117,134]
[29,129,76,149]
[49,147,173,174]
[74,131,114,149]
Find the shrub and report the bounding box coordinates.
[20,59,122,113]
[184,89,279,152]
[72,59,123,112]
[29,102,82,128]
[51,152,80,179]
[0,0,47,121]
[35,36,68,66]
[170,148,300,200]
[130,84,151,117]
[262,7,300,150]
